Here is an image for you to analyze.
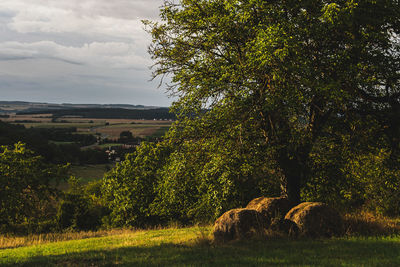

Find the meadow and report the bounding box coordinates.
[1,226,400,266]
[69,164,114,183]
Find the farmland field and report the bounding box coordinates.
[1,114,172,140]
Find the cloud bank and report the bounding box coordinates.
[0,0,171,106]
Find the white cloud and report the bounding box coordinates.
[0,0,171,105]
[0,41,152,69]
[5,0,163,19]
[0,0,162,39]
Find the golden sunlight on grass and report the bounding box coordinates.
[0,229,139,250]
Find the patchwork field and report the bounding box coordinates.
[1,114,172,140]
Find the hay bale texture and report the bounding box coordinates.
[246,196,294,226]
[285,202,343,237]
[270,218,299,236]
[212,208,267,242]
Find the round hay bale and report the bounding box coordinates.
[270,218,299,237]
[285,202,344,237]
[246,196,294,226]
[212,208,267,242]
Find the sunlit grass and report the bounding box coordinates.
[343,211,400,236]
[1,224,400,266]
[0,229,135,250]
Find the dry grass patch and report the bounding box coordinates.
[138,127,161,136]
[343,212,400,236]
[0,229,138,250]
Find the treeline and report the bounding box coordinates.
[0,121,107,165]
[18,107,176,120]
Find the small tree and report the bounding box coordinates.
[0,143,67,231]
[102,142,171,227]
[119,131,133,141]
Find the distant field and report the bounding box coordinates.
[90,143,124,149]
[70,164,114,183]
[0,114,53,122]
[1,226,400,266]
[49,141,77,145]
[148,126,170,138]
[1,114,173,140]
[12,122,106,129]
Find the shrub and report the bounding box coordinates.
[101,142,171,227]
[0,143,66,233]
[56,177,108,231]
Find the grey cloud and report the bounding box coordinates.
[0,10,15,19]
[0,55,33,61]
[0,41,151,69]
[52,58,83,65]
[0,0,171,106]
[0,71,171,106]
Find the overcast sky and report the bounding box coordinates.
[0,0,173,106]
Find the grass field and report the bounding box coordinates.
[69,164,113,183]
[1,226,400,266]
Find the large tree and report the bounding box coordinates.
[147,0,400,204]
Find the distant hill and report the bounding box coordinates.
[0,101,162,114]
[18,107,176,120]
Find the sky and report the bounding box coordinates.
[0,0,173,106]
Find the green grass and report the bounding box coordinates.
[1,226,400,266]
[152,126,170,137]
[69,164,113,183]
[93,143,124,149]
[48,141,77,145]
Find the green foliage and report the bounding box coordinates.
[152,134,281,223]
[146,0,400,204]
[102,0,400,226]
[143,0,400,205]
[20,107,176,120]
[343,150,400,216]
[0,121,107,165]
[102,123,281,225]
[56,177,108,231]
[101,142,171,227]
[119,130,133,140]
[0,143,67,233]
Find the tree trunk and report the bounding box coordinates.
[278,147,310,205]
[279,159,302,204]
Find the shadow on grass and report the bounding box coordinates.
[7,237,400,266]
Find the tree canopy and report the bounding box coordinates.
[101,1,400,227]
[147,0,400,203]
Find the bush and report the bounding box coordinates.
[303,135,400,216]
[0,143,66,233]
[56,177,108,231]
[56,193,104,231]
[101,142,171,227]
